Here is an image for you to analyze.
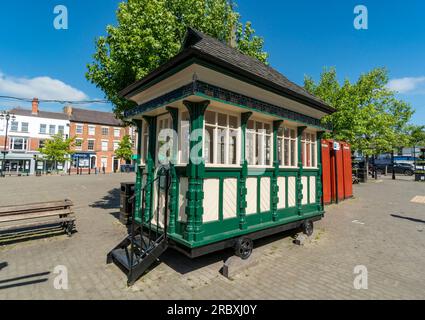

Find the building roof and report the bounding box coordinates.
[120,27,334,114]
[10,107,69,120]
[68,107,124,127]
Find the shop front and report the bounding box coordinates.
[0,153,34,175]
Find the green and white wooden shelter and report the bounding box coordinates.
[120,28,334,258]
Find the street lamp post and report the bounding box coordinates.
[0,111,16,177]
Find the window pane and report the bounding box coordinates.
[291,129,296,139]
[246,132,254,165]
[278,126,284,137]
[217,113,227,127]
[311,142,316,167]
[264,123,271,135]
[229,129,237,165]
[284,139,290,166]
[40,124,46,134]
[205,111,215,125]
[247,120,254,130]
[277,138,283,165]
[256,122,263,133]
[49,125,55,135]
[205,126,214,164]
[256,133,262,165]
[290,139,296,166]
[181,123,190,163]
[229,116,238,129]
[265,135,271,165]
[21,123,29,133]
[216,128,226,164]
[11,122,18,132]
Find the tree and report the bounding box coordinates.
[86,0,268,118]
[38,134,75,172]
[115,135,134,163]
[304,67,414,157]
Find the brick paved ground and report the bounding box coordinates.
[0,174,424,300]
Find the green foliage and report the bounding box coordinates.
[304,67,414,156]
[86,0,268,118]
[115,135,134,162]
[407,125,425,147]
[38,134,75,165]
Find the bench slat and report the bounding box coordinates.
[0,209,73,223]
[0,200,73,215]
[0,217,75,233]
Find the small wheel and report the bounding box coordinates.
[65,222,74,237]
[234,237,253,260]
[302,220,314,237]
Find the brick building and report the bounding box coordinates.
[64,106,135,173]
[0,99,70,175]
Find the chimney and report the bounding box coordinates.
[63,105,73,117]
[229,24,237,49]
[32,98,39,115]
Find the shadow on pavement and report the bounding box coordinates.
[0,271,50,290]
[391,214,425,224]
[90,188,121,220]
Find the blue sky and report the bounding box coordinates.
[0,0,424,124]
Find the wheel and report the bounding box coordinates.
[302,220,314,237]
[234,237,253,260]
[404,170,413,176]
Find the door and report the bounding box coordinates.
[101,157,108,172]
[113,158,119,173]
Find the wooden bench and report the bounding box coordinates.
[0,200,76,243]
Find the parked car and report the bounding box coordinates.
[374,163,414,176]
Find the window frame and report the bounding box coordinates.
[75,138,83,150]
[114,127,121,138]
[49,125,56,136]
[9,137,28,151]
[21,122,29,133]
[113,140,120,151]
[101,127,109,136]
[202,108,241,168]
[75,124,84,135]
[10,121,18,132]
[101,140,109,152]
[301,131,318,169]
[39,124,47,134]
[88,125,96,136]
[87,139,95,151]
[277,125,298,168]
[246,118,273,168]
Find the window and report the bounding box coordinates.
[58,125,65,135]
[204,111,239,165]
[88,139,95,151]
[114,128,121,138]
[88,126,96,136]
[39,140,46,149]
[102,127,109,136]
[277,126,297,167]
[9,137,28,151]
[75,138,83,150]
[246,120,272,166]
[101,140,108,151]
[113,141,119,151]
[40,124,47,134]
[21,122,29,133]
[10,121,18,132]
[301,132,317,168]
[180,112,190,164]
[142,121,149,163]
[49,125,56,135]
[76,124,84,134]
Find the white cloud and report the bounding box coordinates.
[0,71,88,101]
[387,76,425,94]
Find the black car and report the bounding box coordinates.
[374,163,414,176]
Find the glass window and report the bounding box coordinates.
[277,126,297,167]
[114,128,121,137]
[76,124,84,134]
[88,126,96,136]
[39,140,46,149]
[75,138,83,149]
[10,137,28,151]
[10,121,18,132]
[58,125,65,135]
[113,141,119,151]
[247,119,272,166]
[49,125,56,135]
[203,110,240,166]
[102,127,109,136]
[301,132,317,168]
[88,140,95,151]
[101,140,108,151]
[21,122,29,133]
[142,121,149,163]
[40,124,47,134]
